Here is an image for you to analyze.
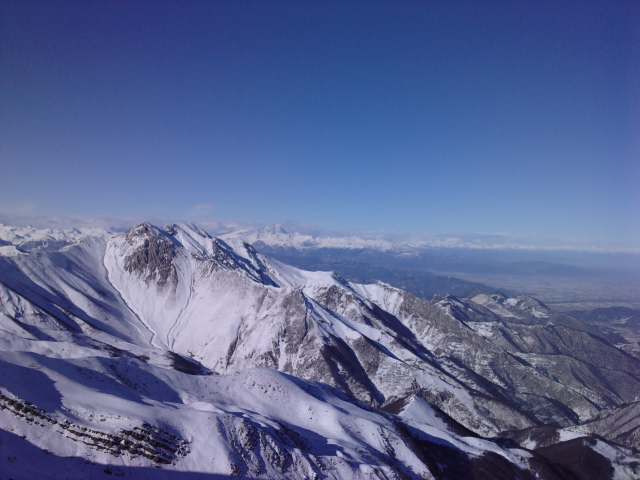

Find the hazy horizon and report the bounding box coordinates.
[2,210,640,255]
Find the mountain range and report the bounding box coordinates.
[0,222,638,479]
[229,224,640,308]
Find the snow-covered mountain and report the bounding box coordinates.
[219,224,640,253]
[0,222,638,479]
[219,224,401,251]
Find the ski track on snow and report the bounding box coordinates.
[167,273,194,351]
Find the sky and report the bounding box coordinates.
[1,1,638,245]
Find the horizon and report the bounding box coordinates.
[1,212,640,255]
[2,1,639,245]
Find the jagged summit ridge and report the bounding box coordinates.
[0,221,638,479]
[122,223,278,289]
[97,223,640,433]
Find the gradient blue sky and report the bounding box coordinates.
[1,1,638,244]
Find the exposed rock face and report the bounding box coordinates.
[504,401,640,451]
[471,293,552,319]
[104,224,640,437]
[534,437,639,480]
[579,402,640,450]
[0,392,190,465]
[1,222,639,479]
[124,224,178,287]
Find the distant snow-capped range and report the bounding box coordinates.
[0,216,638,253]
[217,223,640,253]
[218,224,401,251]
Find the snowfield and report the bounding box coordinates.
[0,222,638,479]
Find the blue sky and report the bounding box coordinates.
[1,1,638,244]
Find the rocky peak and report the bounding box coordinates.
[124,223,178,287]
[434,295,498,323]
[470,292,551,319]
[505,295,551,318]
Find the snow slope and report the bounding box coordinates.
[1,222,639,479]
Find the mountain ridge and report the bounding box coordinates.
[0,222,638,479]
